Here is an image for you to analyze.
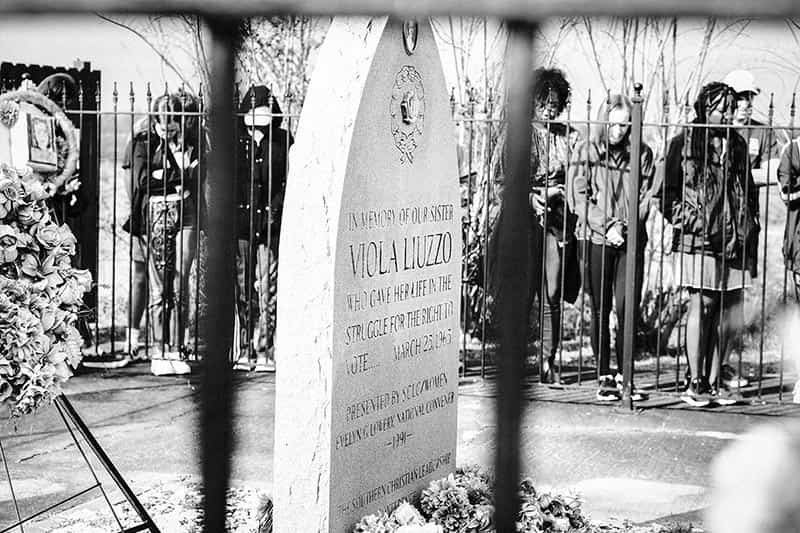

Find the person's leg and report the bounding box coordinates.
[528,215,545,371]
[612,245,627,376]
[145,200,170,353]
[709,289,742,386]
[127,236,148,356]
[172,226,197,353]
[540,232,563,381]
[611,241,646,372]
[254,243,276,371]
[682,288,721,405]
[147,198,182,374]
[233,239,250,367]
[686,289,720,380]
[589,242,614,377]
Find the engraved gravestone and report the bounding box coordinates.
[273,16,461,532]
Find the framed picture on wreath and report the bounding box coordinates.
[27,113,57,166]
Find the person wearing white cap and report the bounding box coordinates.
[709,70,787,392]
[723,70,787,178]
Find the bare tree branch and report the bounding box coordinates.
[95,13,194,91]
[581,17,609,95]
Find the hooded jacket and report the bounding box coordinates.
[236,85,294,247]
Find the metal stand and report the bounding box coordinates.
[0,394,160,533]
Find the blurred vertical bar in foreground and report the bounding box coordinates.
[201,16,237,533]
[494,20,534,533]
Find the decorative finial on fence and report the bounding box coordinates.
[112,82,118,111]
[791,92,796,123]
[467,87,477,118]
[633,82,643,101]
[768,93,775,126]
[129,82,135,110]
[78,81,84,110]
[95,79,101,107]
[449,86,456,118]
[146,82,152,111]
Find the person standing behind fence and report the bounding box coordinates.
[715,70,788,390]
[777,132,800,403]
[232,85,292,372]
[570,93,654,402]
[110,118,151,369]
[527,68,581,384]
[724,70,788,180]
[125,92,203,376]
[660,82,760,407]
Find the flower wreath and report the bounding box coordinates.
[0,89,79,194]
[0,90,90,418]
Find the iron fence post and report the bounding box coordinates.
[622,82,644,410]
[202,16,238,533]
[494,20,534,532]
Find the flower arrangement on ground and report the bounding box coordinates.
[354,465,592,533]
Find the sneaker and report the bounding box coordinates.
[720,364,749,388]
[81,344,131,369]
[681,378,711,407]
[596,375,621,401]
[710,384,739,406]
[254,357,276,373]
[253,346,275,373]
[629,385,649,402]
[793,381,800,404]
[150,355,191,376]
[233,356,254,371]
[613,374,648,401]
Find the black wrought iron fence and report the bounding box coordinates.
[0,80,303,371]
[3,76,798,405]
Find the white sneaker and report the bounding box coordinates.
[233,357,254,371]
[151,356,192,376]
[254,347,275,372]
[793,381,800,404]
[254,358,276,372]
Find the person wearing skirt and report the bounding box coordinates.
[660,81,760,407]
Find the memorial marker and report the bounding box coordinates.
[273,16,461,532]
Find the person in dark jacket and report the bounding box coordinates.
[527,68,581,384]
[570,93,655,401]
[125,91,203,375]
[660,82,760,407]
[233,85,293,371]
[777,134,800,403]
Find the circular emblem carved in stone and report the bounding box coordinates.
[390,65,425,164]
[402,20,418,55]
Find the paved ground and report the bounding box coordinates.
[0,363,782,530]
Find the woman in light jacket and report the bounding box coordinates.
[570,93,655,401]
